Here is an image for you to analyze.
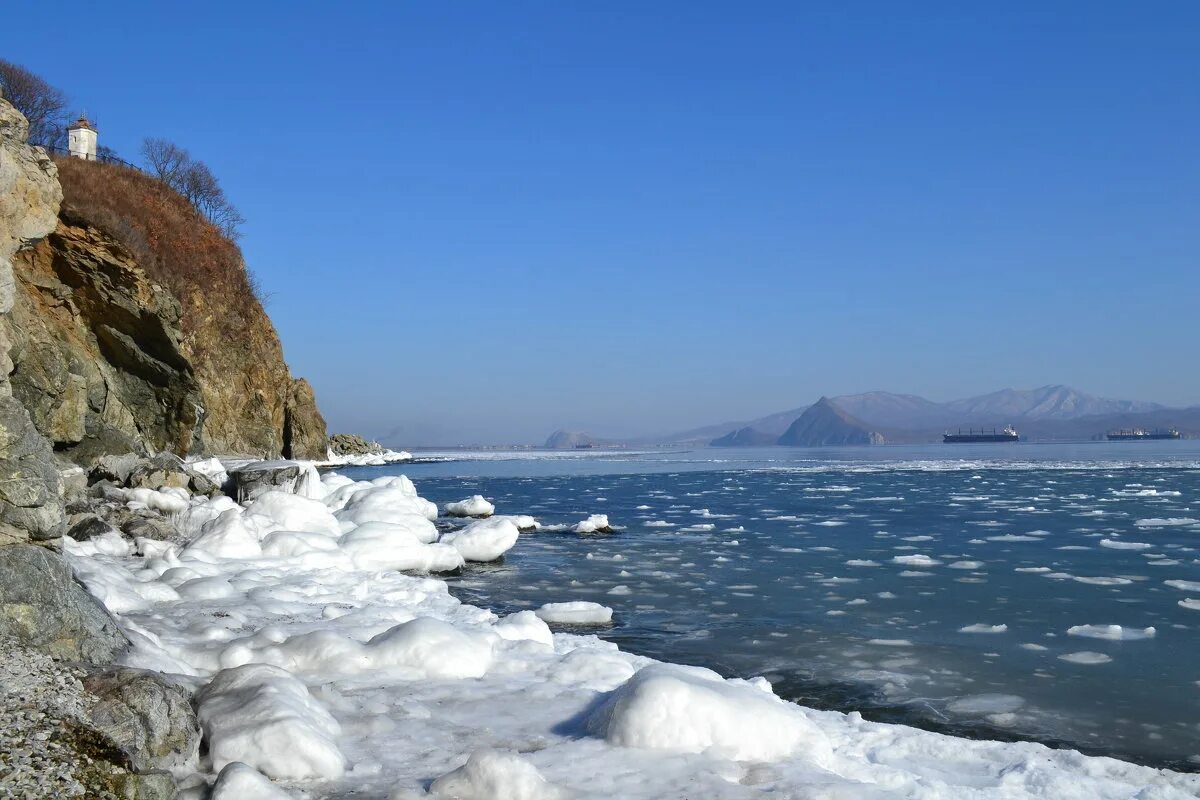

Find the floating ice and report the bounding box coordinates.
[1072,576,1133,586]
[1067,625,1156,641]
[1099,539,1152,550]
[959,624,1008,634]
[1135,518,1199,527]
[440,517,520,562]
[1059,651,1113,665]
[443,495,496,518]
[535,601,613,625]
[574,514,612,534]
[892,554,941,567]
[1165,579,1200,592]
[946,694,1025,715]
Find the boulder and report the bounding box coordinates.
[66,514,117,542]
[83,668,200,772]
[328,433,384,457]
[0,544,128,663]
[229,460,307,502]
[120,516,180,544]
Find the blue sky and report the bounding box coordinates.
[4,2,1197,444]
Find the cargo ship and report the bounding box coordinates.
[1106,428,1181,441]
[944,425,1019,443]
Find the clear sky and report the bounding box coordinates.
[4,2,1197,444]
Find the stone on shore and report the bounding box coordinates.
[0,543,128,663]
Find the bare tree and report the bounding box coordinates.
[141,137,245,240]
[141,138,191,185]
[0,59,70,148]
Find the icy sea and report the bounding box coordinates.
[342,442,1200,771]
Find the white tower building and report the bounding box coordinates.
[67,114,98,160]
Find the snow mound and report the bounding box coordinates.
[585,663,833,764]
[366,617,494,678]
[340,522,463,572]
[535,601,613,625]
[209,762,294,800]
[494,610,555,647]
[428,749,570,800]
[335,483,438,525]
[188,510,263,559]
[444,495,496,518]
[197,663,346,780]
[245,491,341,537]
[574,514,612,534]
[440,517,520,562]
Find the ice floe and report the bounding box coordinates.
[535,601,614,625]
[1059,651,1113,665]
[443,495,496,518]
[1067,625,1156,641]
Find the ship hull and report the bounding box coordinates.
[1106,433,1181,441]
[943,434,1019,443]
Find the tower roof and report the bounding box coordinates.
[68,114,96,132]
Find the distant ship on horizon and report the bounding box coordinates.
[1106,427,1181,441]
[943,425,1020,443]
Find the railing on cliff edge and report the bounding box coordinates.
[41,144,143,173]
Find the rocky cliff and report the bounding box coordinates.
[0,97,326,467]
[0,96,65,543]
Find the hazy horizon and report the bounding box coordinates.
[9,2,1198,445]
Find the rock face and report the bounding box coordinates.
[0,97,328,467]
[0,543,128,663]
[0,97,65,543]
[777,397,886,447]
[7,215,203,462]
[283,377,327,459]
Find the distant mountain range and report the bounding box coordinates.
[544,385,1199,448]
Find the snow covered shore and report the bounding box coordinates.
[62,464,1200,799]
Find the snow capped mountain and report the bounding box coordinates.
[942,385,1165,421]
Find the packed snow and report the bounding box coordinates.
[59,465,1200,799]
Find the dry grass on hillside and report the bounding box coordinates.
[54,157,266,337]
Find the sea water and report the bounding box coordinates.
[341,442,1200,770]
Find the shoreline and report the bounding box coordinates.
[22,451,1200,797]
